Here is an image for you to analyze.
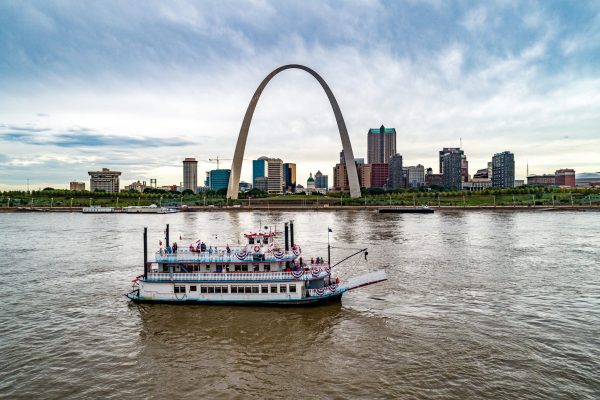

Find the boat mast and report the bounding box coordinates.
[165,224,170,247]
[284,222,290,269]
[143,227,148,279]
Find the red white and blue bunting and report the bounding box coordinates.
[291,269,304,279]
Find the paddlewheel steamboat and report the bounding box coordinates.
[127,221,386,306]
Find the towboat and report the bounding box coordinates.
[126,221,386,306]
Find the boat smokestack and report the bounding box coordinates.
[166,224,170,247]
[290,220,294,247]
[284,222,289,251]
[143,227,148,279]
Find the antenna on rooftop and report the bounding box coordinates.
[460,137,463,148]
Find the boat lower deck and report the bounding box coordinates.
[126,291,343,306]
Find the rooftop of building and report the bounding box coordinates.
[368,125,396,134]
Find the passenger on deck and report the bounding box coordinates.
[201,242,206,252]
[172,242,178,253]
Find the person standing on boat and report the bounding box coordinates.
[172,242,178,254]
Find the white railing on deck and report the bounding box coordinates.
[145,271,328,282]
[155,249,297,263]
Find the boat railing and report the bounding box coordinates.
[154,248,299,263]
[307,283,340,297]
[145,270,328,282]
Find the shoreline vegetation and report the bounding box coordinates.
[1,187,599,212]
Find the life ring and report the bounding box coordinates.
[254,245,261,252]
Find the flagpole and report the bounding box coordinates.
[327,227,331,266]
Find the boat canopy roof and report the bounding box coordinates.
[244,232,276,238]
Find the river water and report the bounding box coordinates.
[0,210,599,399]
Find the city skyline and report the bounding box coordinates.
[1,1,600,190]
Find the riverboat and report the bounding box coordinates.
[124,204,179,214]
[82,205,115,213]
[126,222,386,306]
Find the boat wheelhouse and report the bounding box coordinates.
[127,221,386,306]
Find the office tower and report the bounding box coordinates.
[370,164,389,188]
[314,170,328,190]
[253,156,284,194]
[182,158,198,192]
[283,163,297,192]
[207,169,231,191]
[333,163,348,191]
[555,169,575,187]
[407,164,425,187]
[367,125,396,164]
[439,147,468,182]
[492,151,515,188]
[387,153,404,189]
[441,149,463,189]
[88,168,121,193]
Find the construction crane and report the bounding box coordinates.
[207,157,232,170]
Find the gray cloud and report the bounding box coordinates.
[0,129,194,148]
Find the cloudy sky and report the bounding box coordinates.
[1,0,599,190]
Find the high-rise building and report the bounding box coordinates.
[70,181,85,191]
[333,163,348,192]
[491,151,515,188]
[283,163,297,192]
[387,154,404,189]
[253,159,267,187]
[183,158,198,192]
[357,164,371,188]
[555,169,576,187]
[370,164,389,189]
[367,125,396,164]
[314,170,328,190]
[88,168,121,193]
[441,149,463,189]
[439,147,468,182]
[407,164,425,187]
[253,157,283,194]
[207,169,231,192]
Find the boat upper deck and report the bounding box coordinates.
[155,248,301,263]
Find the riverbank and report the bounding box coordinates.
[2,205,599,213]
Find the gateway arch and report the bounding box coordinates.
[226,64,361,199]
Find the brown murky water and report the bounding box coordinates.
[1,211,599,399]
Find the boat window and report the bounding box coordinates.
[174,285,186,293]
[190,285,197,292]
[263,238,268,244]
[244,286,252,294]
[205,265,211,271]
[248,238,254,244]
[231,286,238,294]
[261,285,268,294]
[289,285,296,293]
[279,285,287,293]
[270,285,278,293]
[215,286,222,294]
[200,286,207,293]
[235,265,242,272]
[222,286,229,294]
[208,287,215,293]
[253,264,259,272]
[252,286,259,294]
[263,264,270,271]
[242,265,248,272]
